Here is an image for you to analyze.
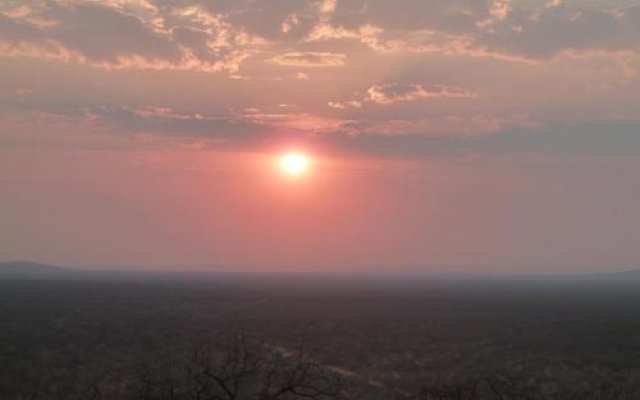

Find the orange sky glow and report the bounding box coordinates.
[1,0,639,273]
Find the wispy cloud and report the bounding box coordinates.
[0,1,267,73]
[269,51,346,67]
[367,83,478,104]
[330,83,477,109]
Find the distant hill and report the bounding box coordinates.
[606,269,640,279]
[0,261,75,279]
[616,269,640,275]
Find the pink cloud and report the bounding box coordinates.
[330,83,477,109]
[269,52,346,67]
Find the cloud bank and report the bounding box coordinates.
[1,0,639,157]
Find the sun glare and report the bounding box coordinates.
[279,152,310,177]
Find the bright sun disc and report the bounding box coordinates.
[280,152,310,177]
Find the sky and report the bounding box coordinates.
[1,0,639,273]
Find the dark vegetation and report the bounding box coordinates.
[1,266,640,399]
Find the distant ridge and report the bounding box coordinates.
[1,260,639,282]
[0,260,74,279]
[606,269,640,278]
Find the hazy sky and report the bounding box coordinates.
[1,0,639,273]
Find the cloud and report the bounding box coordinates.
[367,83,477,104]
[269,51,346,67]
[102,105,277,140]
[318,0,338,17]
[281,13,300,33]
[303,22,385,51]
[2,0,639,75]
[50,4,181,63]
[0,103,274,144]
[0,87,32,97]
[476,0,513,29]
[476,4,640,59]
[4,96,640,160]
[0,1,267,73]
[329,83,477,109]
[328,100,363,110]
[301,0,640,61]
[326,113,537,138]
[311,119,640,158]
[2,0,640,162]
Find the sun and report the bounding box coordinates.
[279,151,310,177]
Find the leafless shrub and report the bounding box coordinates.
[133,333,341,400]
